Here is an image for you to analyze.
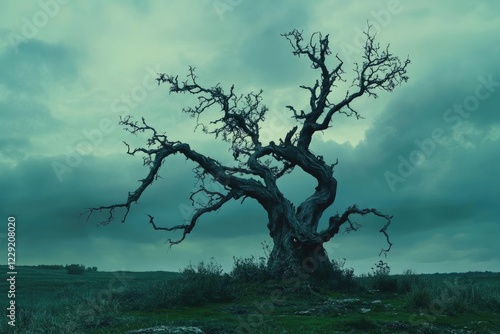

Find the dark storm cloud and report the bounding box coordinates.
[0,152,200,271]
[0,39,78,93]
[0,98,62,156]
[344,118,497,237]
[1,155,121,238]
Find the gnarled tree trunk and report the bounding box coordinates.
[264,197,334,279]
[267,226,331,279]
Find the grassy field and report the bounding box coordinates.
[1,263,499,333]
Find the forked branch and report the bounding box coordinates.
[147,189,240,245]
[282,26,409,150]
[319,205,393,255]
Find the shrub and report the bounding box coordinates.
[405,286,432,309]
[443,276,492,315]
[65,264,86,275]
[231,255,270,283]
[372,260,391,276]
[119,281,167,311]
[314,258,358,291]
[397,269,424,293]
[119,285,148,309]
[172,259,236,306]
[374,276,398,293]
[370,260,398,293]
[119,260,237,309]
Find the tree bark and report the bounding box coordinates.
[264,199,333,280]
[267,225,331,280]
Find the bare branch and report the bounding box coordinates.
[147,189,239,246]
[318,205,393,255]
[85,116,276,228]
[83,144,171,225]
[157,67,267,160]
[282,26,408,150]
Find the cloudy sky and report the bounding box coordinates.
[0,1,499,275]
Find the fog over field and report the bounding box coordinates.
[0,1,499,275]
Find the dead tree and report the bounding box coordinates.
[86,27,410,279]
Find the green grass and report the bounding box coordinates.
[1,265,499,333]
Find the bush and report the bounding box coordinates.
[117,284,149,310]
[372,260,390,276]
[65,264,86,275]
[397,269,424,293]
[171,259,236,306]
[400,275,500,315]
[313,258,358,291]
[119,260,237,309]
[405,286,433,309]
[231,255,270,283]
[370,260,398,293]
[374,276,398,292]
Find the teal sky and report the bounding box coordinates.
[0,1,499,275]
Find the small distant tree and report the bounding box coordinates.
[66,264,86,275]
[371,260,397,292]
[86,26,409,279]
[371,260,391,276]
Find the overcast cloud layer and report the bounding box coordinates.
[1,1,499,275]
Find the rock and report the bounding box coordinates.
[123,326,204,334]
[294,309,314,315]
[360,308,371,313]
[328,298,360,304]
[337,298,360,303]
